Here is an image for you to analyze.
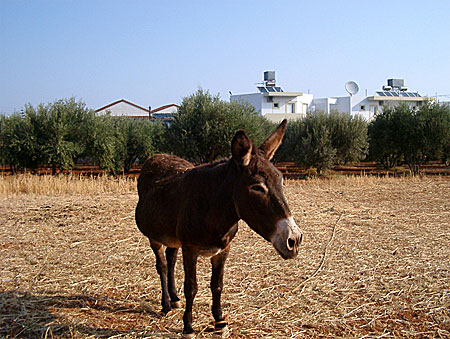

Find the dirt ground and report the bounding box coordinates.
[1,176,449,338]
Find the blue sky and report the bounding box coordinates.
[1,0,449,114]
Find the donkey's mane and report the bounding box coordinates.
[199,157,230,169]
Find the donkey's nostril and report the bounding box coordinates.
[287,237,296,250]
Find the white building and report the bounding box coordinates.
[150,104,179,125]
[96,99,150,118]
[232,74,434,121]
[95,99,178,123]
[230,71,313,123]
[312,79,433,120]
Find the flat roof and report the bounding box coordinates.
[367,96,431,102]
[263,92,303,97]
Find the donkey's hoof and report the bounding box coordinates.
[214,320,228,331]
[161,306,172,315]
[171,300,182,308]
[181,332,195,339]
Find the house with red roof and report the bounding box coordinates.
[95,99,178,123]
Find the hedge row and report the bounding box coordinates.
[277,102,450,175]
[0,98,164,175]
[0,92,274,175]
[276,111,368,173]
[1,93,449,176]
[368,103,450,174]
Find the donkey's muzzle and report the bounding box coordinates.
[271,217,303,259]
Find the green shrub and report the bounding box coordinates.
[368,103,450,174]
[278,111,368,174]
[1,98,94,174]
[85,116,164,175]
[163,89,274,163]
[0,114,39,173]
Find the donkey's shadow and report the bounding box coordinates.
[0,290,179,338]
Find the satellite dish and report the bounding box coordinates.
[345,81,359,96]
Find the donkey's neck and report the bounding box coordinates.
[191,159,240,229]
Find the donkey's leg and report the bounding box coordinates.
[149,240,171,314]
[210,245,230,330]
[182,247,198,337]
[165,247,181,308]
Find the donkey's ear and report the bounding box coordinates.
[260,119,287,160]
[231,130,253,166]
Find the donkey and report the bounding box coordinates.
[135,119,303,337]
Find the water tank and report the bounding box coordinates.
[387,79,404,89]
[264,71,276,84]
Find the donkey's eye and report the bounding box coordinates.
[250,184,267,194]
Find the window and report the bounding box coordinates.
[360,105,366,111]
[369,105,377,118]
[287,102,295,113]
[273,102,280,109]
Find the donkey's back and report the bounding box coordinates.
[137,154,194,197]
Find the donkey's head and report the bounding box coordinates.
[231,119,303,259]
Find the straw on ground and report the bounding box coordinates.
[1,175,449,338]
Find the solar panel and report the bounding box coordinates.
[376,90,422,98]
[257,86,268,93]
[376,91,422,98]
[405,92,415,97]
[257,85,285,93]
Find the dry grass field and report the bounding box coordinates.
[0,175,449,338]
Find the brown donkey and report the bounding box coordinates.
[135,119,303,337]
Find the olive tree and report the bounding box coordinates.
[86,115,164,175]
[368,103,450,174]
[328,112,368,164]
[278,111,368,174]
[113,118,164,173]
[0,114,40,173]
[163,89,274,164]
[368,107,404,169]
[24,98,94,174]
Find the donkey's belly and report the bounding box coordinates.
[137,220,182,248]
[136,196,181,248]
[159,236,182,248]
[139,215,182,247]
[196,246,221,257]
